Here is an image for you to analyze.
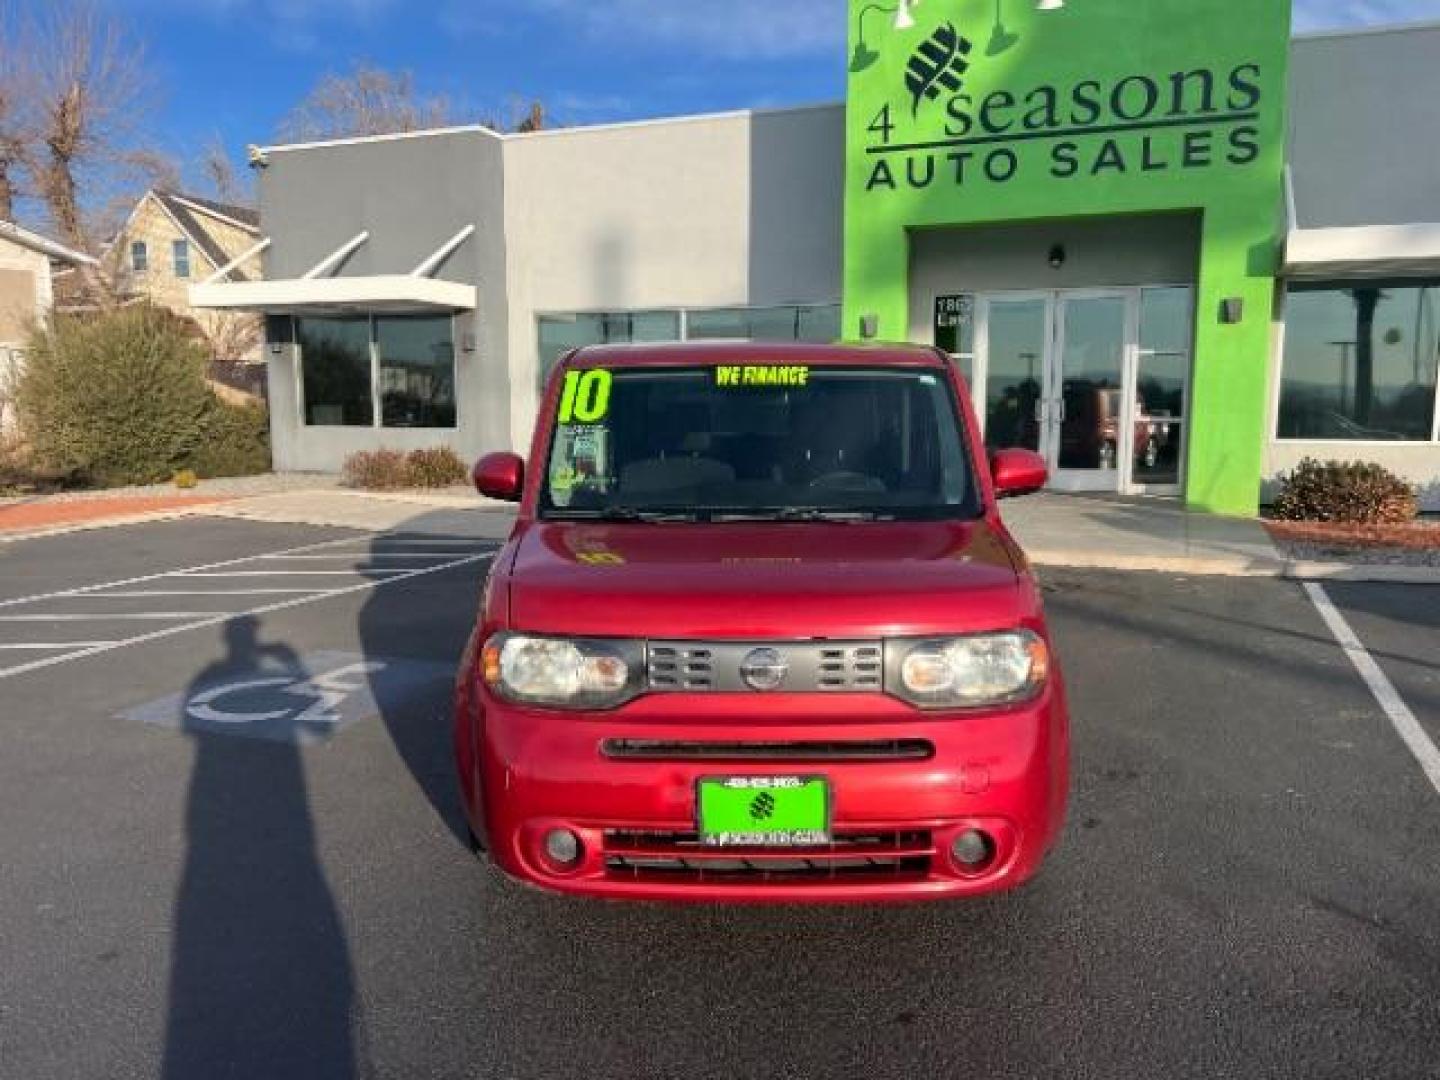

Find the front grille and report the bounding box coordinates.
[647,645,716,690]
[816,644,883,690]
[646,640,886,694]
[603,829,934,884]
[600,739,934,763]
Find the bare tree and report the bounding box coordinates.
[200,136,249,207]
[204,311,263,365]
[8,2,169,251]
[280,63,455,142]
[0,8,34,223]
[487,98,547,134]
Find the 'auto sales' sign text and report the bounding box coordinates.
[863,22,1264,193]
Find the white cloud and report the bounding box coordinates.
[1293,0,1440,31]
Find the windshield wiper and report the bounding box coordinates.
[543,507,706,523]
[711,508,894,524]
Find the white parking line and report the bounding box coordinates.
[0,550,493,680]
[175,570,412,577]
[1305,583,1440,797]
[260,552,481,560]
[0,534,380,610]
[0,613,218,621]
[90,589,331,597]
[0,642,120,650]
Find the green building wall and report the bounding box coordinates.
[843,0,1294,514]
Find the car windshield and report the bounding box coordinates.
[540,364,981,521]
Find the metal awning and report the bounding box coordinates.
[1284,222,1440,280]
[189,275,477,314]
[189,225,477,314]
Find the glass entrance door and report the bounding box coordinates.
[981,296,1048,457]
[1131,287,1194,494]
[968,287,1194,495]
[1051,292,1130,492]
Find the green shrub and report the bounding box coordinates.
[342,449,410,490]
[1272,458,1418,525]
[189,399,271,479]
[172,469,198,489]
[404,446,467,488]
[16,307,213,486]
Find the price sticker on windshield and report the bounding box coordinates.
[558,370,613,424]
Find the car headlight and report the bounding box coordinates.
[481,633,642,709]
[890,631,1049,708]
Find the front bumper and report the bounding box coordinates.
[456,685,1069,903]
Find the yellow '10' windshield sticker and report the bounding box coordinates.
[716,365,810,388]
[558,370,613,424]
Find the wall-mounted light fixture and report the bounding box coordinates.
[850,2,923,72]
[1048,244,1067,270]
[852,0,1061,74]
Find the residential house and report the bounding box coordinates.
[0,219,97,432]
[113,190,266,365]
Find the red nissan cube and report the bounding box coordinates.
[455,342,1069,903]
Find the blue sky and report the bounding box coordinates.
[100,0,1440,192]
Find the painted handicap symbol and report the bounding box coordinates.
[120,652,453,744]
[184,662,387,728]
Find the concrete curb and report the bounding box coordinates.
[1028,549,1440,584]
[1282,561,1440,585]
[0,506,218,543]
[1027,550,1285,578]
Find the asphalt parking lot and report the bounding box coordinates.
[1,513,1438,1079]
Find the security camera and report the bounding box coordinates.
[246,144,270,169]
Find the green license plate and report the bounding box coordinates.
[697,776,831,848]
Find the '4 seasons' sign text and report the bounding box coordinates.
[864,22,1265,193]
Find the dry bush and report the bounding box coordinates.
[1272,458,1418,525]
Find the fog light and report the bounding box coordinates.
[951,829,995,871]
[544,828,582,868]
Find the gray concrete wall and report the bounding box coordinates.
[501,105,843,447]
[1289,25,1440,229]
[907,214,1202,343]
[258,128,512,472]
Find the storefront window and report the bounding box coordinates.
[297,317,373,427]
[686,304,841,343]
[1278,283,1440,441]
[377,315,457,429]
[537,311,680,390]
[537,305,841,391]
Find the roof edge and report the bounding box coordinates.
[260,123,502,156]
[1292,17,1440,42]
[258,101,844,156]
[0,219,97,265]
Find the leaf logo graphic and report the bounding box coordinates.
[906,23,972,116]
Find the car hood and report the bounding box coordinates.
[504,519,1024,640]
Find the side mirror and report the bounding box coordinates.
[473,452,525,503]
[990,448,1048,500]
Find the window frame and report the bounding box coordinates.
[536,363,984,522]
[172,239,191,279]
[130,241,148,273]
[293,312,460,431]
[1272,278,1440,446]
